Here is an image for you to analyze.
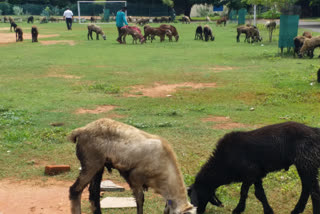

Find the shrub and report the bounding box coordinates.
[13,5,23,16]
[0,2,12,15]
[259,10,281,19]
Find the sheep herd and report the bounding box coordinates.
[3,16,38,42]
[69,118,320,214]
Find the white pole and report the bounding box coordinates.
[78,1,81,24]
[253,4,256,26]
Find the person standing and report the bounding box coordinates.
[115,7,128,43]
[63,8,73,30]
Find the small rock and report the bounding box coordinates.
[250,107,255,111]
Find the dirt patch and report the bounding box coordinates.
[0,178,82,214]
[40,40,76,46]
[202,115,248,130]
[209,65,237,72]
[107,113,127,119]
[0,178,131,214]
[201,116,231,122]
[0,33,59,44]
[126,82,216,98]
[46,72,81,79]
[75,105,118,114]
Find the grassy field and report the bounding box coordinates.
[0,20,320,214]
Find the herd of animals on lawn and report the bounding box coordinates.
[2,14,320,214]
[2,15,320,58]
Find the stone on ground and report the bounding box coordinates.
[100,197,137,208]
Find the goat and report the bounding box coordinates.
[195,25,203,40]
[203,25,214,42]
[216,17,227,26]
[31,26,38,43]
[27,16,34,24]
[10,21,17,32]
[159,24,179,42]
[69,118,196,214]
[144,26,172,43]
[87,24,106,40]
[15,26,23,42]
[188,121,320,214]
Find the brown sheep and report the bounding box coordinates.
[299,36,320,58]
[137,18,149,26]
[181,16,190,24]
[120,26,146,44]
[49,17,59,23]
[159,24,179,42]
[265,21,276,42]
[68,118,197,214]
[216,17,227,26]
[87,24,106,40]
[31,26,38,43]
[40,17,48,24]
[144,26,172,42]
[237,25,261,43]
[302,31,312,39]
[15,26,23,42]
[8,16,13,24]
[90,16,96,23]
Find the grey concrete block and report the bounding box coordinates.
[100,197,137,208]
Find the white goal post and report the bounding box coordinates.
[77,1,127,24]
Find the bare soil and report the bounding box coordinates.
[202,115,248,130]
[0,33,59,44]
[75,105,118,114]
[126,82,217,98]
[40,40,76,46]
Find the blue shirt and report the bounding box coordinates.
[116,11,128,27]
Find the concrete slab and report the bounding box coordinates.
[100,180,125,192]
[100,197,137,208]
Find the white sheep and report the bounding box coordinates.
[87,24,106,40]
[69,118,196,214]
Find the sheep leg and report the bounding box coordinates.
[96,32,99,40]
[291,169,313,214]
[69,167,104,214]
[89,167,104,214]
[237,33,240,42]
[132,188,145,214]
[311,176,320,214]
[254,180,274,214]
[232,182,252,214]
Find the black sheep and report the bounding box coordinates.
[27,16,34,24]
[31,26,38,42]
[188,121,320,214]
[195,25,203,40]
[10,21,17,32]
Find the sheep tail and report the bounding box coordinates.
[68,128,84,144]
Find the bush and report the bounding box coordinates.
[259,10,281,19]
[13,5,23,16]
[40,6,51,17]
[0,2,12,15]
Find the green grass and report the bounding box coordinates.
[0,21,319,213]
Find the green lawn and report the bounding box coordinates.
[0,20,319,213]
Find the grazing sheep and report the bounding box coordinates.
[303,31,312,39]
[90,16,96,23]
[40,17,48,24]
[181,16,190,24]
[3,16,8,23]
[294,36,310,57]
[160,16,170,23]
[203,25,214,42]
[299,36,320,58]
[265,21,276,42]
[188,121,320,214]
[159,24,179,42]
[8,16,13,24]
[10,21,17,32]
[121,25,146,44]
[49,17,59,22]
[27,16,34,24]
[15,26,23,42]
[137,18,149,26]
[144,25,172,43]
[216,17,227,26]
[237,25,261,43]
[31,26,38,43]
[87,24,106,40]
[68,118,197,214]
[195,25,203,40]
